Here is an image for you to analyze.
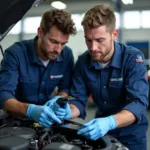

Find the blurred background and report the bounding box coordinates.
[1,0,150,63]
[0,0,150,149]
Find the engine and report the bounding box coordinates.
[0,110,128,150]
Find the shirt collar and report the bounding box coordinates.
[109,41,122,68]
[89,41,122,69]
[89,59,101,70]
[55,53,63,62]
[28,36,63,64]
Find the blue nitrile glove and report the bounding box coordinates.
[44,96,60,108]
[53,102,71,120]
[77,116,117,140]
[26,104,62,127]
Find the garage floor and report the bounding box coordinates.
[71,104,150,150]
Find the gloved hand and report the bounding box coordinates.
[44,96,60,108]
[53,102,71,120]
[26,104,62,127]
[77,116,117,140]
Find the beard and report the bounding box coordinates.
[89,47,112,63]
[90,53,105,62]
[46,52,58,60]
[89,41,113,63]
[40,46,59,60]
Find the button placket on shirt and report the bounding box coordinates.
[101,70,110,105]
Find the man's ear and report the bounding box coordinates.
[112,29,119,40]
[37,27,43,38]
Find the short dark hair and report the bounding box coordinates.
[40,8,76,35]
[81,4,116,32]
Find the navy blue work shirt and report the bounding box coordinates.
[0,36,74,107]
[70,42,149,145]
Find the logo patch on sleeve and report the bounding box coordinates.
[136,55,143,62]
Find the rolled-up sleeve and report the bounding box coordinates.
[0,49,19,107]
[69,58,89,119]
[123,52,149,123]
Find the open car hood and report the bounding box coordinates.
[0,0,45,41]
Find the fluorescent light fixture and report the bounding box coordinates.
[123,11,140,29]
[141,11,150,28]
[51,1,67,9]
[122,0,133,5]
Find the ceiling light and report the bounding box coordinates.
[51,1,67,9]
[122,0,134,5]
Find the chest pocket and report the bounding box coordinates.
[47,77,62,95]
[109,81,124,88]
[108,81,124,104]
[18,76,38,98]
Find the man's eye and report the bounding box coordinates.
[97,39,104,43]
[86,39,91,42]
[50,39,56,43]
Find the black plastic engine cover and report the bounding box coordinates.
[43,142,81,150]
[0,126,36,139]
[0,135,29,150]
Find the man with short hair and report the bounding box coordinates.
[53,4,149,150]
[0,8,76,127]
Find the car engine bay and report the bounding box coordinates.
[0,109,128,150]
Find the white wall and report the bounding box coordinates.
[122,29,150,43]
[67,31,87,61]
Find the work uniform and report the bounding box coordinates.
[0,36,74,107]
[70,42,149,150]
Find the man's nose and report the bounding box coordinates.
[54,44,62,53]
[90,41,98,51]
